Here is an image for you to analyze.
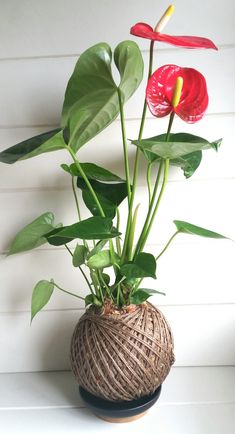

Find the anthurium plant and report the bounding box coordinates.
[0,5,226,320]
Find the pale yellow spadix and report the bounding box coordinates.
[154,5,175,33]
[171,76,183,108]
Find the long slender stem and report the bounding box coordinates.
[67,146,105,217]
[155,231,179,261]
[138,158,170,253]
[65,244,94,294]
[134,160,164,258]
[115,209,122,256]
[118,89,131,206]
[147,162,153,206]
[121,40,155,263]
[72,175,82,221]
[53,281,85,300]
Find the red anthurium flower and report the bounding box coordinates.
[146,65,208,123]
[130,22,217,50]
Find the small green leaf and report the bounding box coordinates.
[174,220,228,239]
[79,163,124,182]
[120,252,156,279]
[87,250,119,269]
[8,212,56,255]
[131,133,222,159]
[129,289,151,305]
[85,294,102,307]
[72,244,88,267]
[0,129,65,164]
[101,273,110,285]
[138,288,166,296]
[170,151,202,178]
[31,279,54,321]
[45,216,121,245]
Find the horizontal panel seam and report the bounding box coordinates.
[0,44,234,62]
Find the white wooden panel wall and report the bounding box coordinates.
[0,0,235,373]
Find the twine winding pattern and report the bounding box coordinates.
[70,302,175,402]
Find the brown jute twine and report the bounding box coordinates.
[70,302,175,402]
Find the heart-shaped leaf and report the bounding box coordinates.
[87,250,119,269]
[8,212,57,255]
[31,279,54,321]
[120,252,156,279]
[0,129,65,164]
[130,288,165,305]
[62,41,143,152]
[45,216,121,245]
[72,244,88,267]
[87,240,108,259]
[61,162,124,182]
[174,220,228,239]
[131,133,222,159]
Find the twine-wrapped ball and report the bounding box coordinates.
[70,302,175,402]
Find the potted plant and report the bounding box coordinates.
[0,4,226,423]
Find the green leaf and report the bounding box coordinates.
[0,129,65,164]
[45,216,121,245]
[170,151,202,178]
[62,41,143,152]
[72,244,88,267]
[174,220,228,239]
[64,162,124,182]
[8,212,56,255]
[120,252,156,279]
[130,288,165,305]
[87,250,119,269]
[85,294,102,307]
[31,279,54,321]
[77,178,129,218]
[87,240,108,259]
[131,133,222,159]
[114,40,144,102]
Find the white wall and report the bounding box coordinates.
[0,0,235,373]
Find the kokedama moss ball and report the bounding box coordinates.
[70,302,175,402]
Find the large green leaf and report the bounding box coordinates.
[77,178,129,218]
[45,216,121,245]
[8,212,57,255]
[120,252,157,279]
[174,220,228,239]
[62,41,143,152]
[31,279,54,321]
[131,133,222,159]
[0,129,65,164]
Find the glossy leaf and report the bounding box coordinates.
[130,22,217,49]
[45,217,121,245]
[120,252,156,279]
[8,212,56,255]
[174,220,228,239]
[131,133,222,159]
[31,280,54,321]
[87,250,119,269]
[170,151,202,178]
[130,287,165,304]
[72,244,88,267]
[0,129,65,164]
[62,41,143,152]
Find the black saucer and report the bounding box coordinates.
[79,385,162,422]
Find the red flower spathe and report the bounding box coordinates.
[130,23,217,50]
[146,65,209,123]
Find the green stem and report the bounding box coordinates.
[115,209,122,256]
[134,160,164,258]
[155,231,179,261]
[65,244,94,294]
[53,281,85,301]
[147,162,153,206]
[98,270,114,302]
[138,158,170,253]
[67,146,105,217]
[121,40,155,263]
[118,89,131,206]
[72,175,82,221]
